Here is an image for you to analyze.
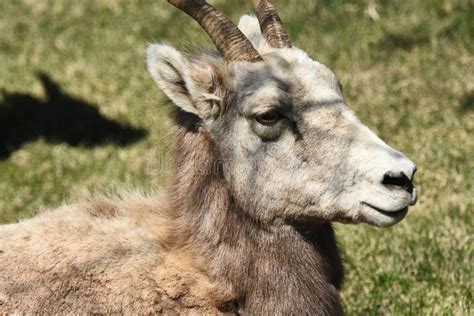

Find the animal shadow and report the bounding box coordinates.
[0,72,146,159]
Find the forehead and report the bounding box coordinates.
[235,48,343,113]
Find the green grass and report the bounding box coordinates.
[0,0,472,314]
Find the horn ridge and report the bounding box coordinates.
[168,0,262,62]
[252,0,291,48]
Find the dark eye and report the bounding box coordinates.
[255,110,281,126]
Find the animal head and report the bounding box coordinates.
[147,0,417,227]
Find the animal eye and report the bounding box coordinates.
[255,110,281,126]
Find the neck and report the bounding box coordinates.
[167,111,344,314]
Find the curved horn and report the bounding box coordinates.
[168,0,262,62]
[252,0,291,48]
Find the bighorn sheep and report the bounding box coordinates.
[0,0,417,314]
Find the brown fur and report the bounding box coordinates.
[0,7,419,314]
[0,110,344,314]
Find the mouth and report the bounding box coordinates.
[363,202,408,217]
[360,202,409,226]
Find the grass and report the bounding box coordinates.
[0,0,472,314]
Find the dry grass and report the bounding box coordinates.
[0,0,472,314]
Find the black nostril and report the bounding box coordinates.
[382,172,414,194]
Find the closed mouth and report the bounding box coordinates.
[362,202,408,218]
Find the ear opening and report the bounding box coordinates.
[147,44,226,120]
[147,44,199,116]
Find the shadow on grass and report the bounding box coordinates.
[459,92,474,113]
[0,72,146,159]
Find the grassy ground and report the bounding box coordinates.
[0,0,472,314]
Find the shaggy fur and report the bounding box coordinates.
[0,111,343,314]
[0,13,417,315]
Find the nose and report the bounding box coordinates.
[381,167,416,194]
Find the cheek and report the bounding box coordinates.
[243,135,304,206]
[218,120,259,193]
[224,129,300,193]
[232,119,261,156]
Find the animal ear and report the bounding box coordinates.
[238,15,266,49]
[146,44,224,119]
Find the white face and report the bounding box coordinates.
[146,15,417,227]
[211,49,417,227]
